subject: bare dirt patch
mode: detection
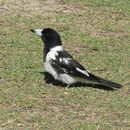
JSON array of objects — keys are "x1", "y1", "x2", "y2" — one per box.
[
  {"x1": 0, "y1": 0, "x2": 80, "y2": 17},
  {"x1": 0, "y1": 78, "x2": 6, "y2": 86}
]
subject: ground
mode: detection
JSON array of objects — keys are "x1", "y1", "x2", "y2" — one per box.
[{"x1": 0, "y1": 0, "x2": 130, "y2": 129}]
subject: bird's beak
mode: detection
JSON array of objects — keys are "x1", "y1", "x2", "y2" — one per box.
[
  {"x1": 30, "y1": 29, "x2": 35, "y2": 33},
  {"x1": 30, "y1": 29, "x2": 43, "y2": 37}
]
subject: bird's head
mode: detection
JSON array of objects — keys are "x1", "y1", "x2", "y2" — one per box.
[{"x1": 30, "y1": 28, "x2": 62, "y2": 49}]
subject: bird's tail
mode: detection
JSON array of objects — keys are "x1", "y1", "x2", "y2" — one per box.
[
  {"x1": 87, "y1": 73, "x2": 123, "y2": 89},
  {"x1": 97, "y1": 77, "x2": 123, "y2": 89}
]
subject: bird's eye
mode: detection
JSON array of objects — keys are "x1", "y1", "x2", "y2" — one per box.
[
  {"x1": 45, "y1": 34, "x2": 49, "y2": 38},
  {"x1": 44, "y1": 33, "x2": 51, "y2": 39}
]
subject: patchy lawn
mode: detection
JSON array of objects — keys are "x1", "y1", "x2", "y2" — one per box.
[{"x1": 0, "y1": 0, "x2": 130, "y2": 129}]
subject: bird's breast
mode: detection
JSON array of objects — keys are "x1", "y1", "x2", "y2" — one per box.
[{"x1": 44, "y1": 61, "x2": 59, "y2": 80}]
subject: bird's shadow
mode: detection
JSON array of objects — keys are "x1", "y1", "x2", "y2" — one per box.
[{"x1": 40, "y1": 72, "x2": 115, "y2": 91}]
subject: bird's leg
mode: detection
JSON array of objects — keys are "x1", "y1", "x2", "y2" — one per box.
[
  {"x1": 44, "y1": 82, "x2": 53, "y2": 87},
  {"x1": 65, "y1": 84, "x2": 70, "y2": 89}
]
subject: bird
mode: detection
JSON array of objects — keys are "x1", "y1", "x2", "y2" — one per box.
[{"x1": 30, "y1": 28, "x2": 123, "y2": 89}]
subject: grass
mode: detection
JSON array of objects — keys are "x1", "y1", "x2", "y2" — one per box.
[{"x1": 0, "y1": 0, "x2": 130, "y2": 129}]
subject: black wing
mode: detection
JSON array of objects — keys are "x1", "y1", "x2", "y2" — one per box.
[
  {"x1": 49, "y1": 50, "x2": 122, "y2": 89},
  {"x1": 50, "y1": 50, "x2": 99, "y2": 82}
]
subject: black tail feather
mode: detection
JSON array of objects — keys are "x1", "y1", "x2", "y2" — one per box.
[
  {"x1": 97, "y1": 77, "x2": 123, "y2": 89},
  {"x1": 86, "y1": 73, "x2": 123, "y2": 89}
]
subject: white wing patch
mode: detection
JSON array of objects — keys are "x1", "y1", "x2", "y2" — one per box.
[
  {"x1": 76, "y1": 67, "x2": 89, "y2": 77},
  {"x1": 59, "y1": 58, "x2": 62, "y2": 62},
  {"x1": 62, "y1": 58, "x2": 71, "y2": 64}
]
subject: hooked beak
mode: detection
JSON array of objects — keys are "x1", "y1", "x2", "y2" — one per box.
[
  {"x1": 30, "y1": 29, "x2": 35, "y2": 33},
  {"x1": 30, "y1": 29, "x2": 43, "y2": 37}
]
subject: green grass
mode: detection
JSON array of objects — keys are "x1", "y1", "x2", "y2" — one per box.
[{"x1": 0, "y1": 0, "x2": 130, "y2": 129}]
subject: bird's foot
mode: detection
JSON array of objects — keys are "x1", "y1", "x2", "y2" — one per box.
[
  {"x1": 65, "y1": 84, "x2": 70, "y2": 89},
  {"x1": 44, "y1": 83, "x2": 53, "y2": 87}
]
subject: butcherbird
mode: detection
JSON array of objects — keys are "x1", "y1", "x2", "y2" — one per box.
[{"x1": 30, "y1": 28, "x2": 123, "y2": 89}]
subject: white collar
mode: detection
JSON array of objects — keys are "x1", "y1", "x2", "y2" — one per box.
[{"x1": 50, "y1": 46, "x2": 63, "y2": 51}]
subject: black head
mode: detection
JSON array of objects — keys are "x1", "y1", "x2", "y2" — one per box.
[{"x1": 30, "y1": 28, "x2": 62, "y2": 49}]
